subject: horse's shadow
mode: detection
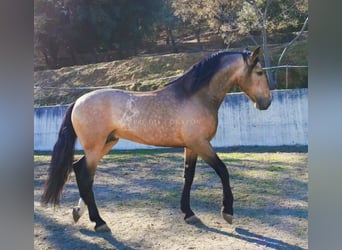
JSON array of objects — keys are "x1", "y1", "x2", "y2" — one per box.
[
  {"x1": 191, "y1": 219, "x2": 304, "y2": 250},
  {"x1": 79, "y1": 229, "x2": 136, "y2": 250},
  {"x1": 35, "y1": 211, "x2": 136, "y2": 250}
]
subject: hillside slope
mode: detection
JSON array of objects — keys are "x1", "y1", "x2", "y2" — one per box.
[
  {"x1": 34, "y1": 52, "x2": 211, "y2": 106},
  {"x1": 34, "y1": 41, "x2": 307, "y2": 106}
]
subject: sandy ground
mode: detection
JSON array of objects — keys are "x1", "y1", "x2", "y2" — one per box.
[{"x1": 34, "y1": 148, "x2": 308, "y2": 249}]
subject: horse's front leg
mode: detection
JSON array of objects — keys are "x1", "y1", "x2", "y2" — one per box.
[
  {"x1": 180, "y1": 147, "x2": 200, "y2": 223},
  {"x1": 190, "y1": 141, "x2": 234, "y2": 224},
  {"x1": 72, "y1": 156, "x2": 110, "y2": 232}
]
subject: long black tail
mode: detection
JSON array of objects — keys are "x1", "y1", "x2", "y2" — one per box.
[{"x1": 41, "y1": 102, "x2": 77, "y2": 206}]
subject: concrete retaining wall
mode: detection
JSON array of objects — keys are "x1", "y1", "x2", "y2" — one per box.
[{"x1": 34, "y1": 89, "x2": 308, "y2": 151}]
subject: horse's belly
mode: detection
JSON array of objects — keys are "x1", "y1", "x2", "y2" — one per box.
[{"x1": 115, "y1": 127, "x2": 184, "y2": 148}]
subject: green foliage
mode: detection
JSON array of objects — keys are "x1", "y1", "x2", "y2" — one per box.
[
  {"x1": 35, "y1": 0, "x2": 164, "y2": 68},
  {"x1": 172, "y1": 0, "x2": 210, "y2": 42},
  {"x1": 237, "y1": 0, "x2": 308, "y2": 36},
  {"x1": 34, "y1": 0, "x2": 308, "y2": 73}
]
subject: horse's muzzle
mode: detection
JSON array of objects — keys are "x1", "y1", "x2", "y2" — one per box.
[{"x1": 255, "y1": 96, "x2": 272, "y2": 110}]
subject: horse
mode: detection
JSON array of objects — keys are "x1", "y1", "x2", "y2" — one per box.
[{"x1": 41, "y1": 46, "x2": 272, "y2": 232}]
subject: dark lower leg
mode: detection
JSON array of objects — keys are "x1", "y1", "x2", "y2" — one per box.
[
  {"x1": 73, "y1": 157, "x2": 106, "y2": 229},
  {"x1": 195, "y1": 143, "x2": 234, "y2": 217},
  {"x1": 208, "y1": 156, "x2": 234, "y2": 216},
  {"x1": 180, "y1": 148, "x2": 197, "y2": 220}
]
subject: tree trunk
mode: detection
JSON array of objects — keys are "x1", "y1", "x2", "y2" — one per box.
[
  {"x1": 261, "y1": 0, "x2": 276, "y2": 89},
  {"x1": 166, "y1": 27, "x2": 178, "y2": 53},
  {"x1": 261, "y1": 27, "x2": 275, "y2": 88},
  {"x1": 195, "y1": 28, "x2": 201, "y2": 44}
]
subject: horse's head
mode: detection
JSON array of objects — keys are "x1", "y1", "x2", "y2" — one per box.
[{"x1": 236, "y1": 47, "x2": 272, "y2": 110}]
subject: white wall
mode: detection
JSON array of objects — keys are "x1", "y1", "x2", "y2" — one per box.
[{"x1": 34, "y1": 89, "x2": 308, "y2": 151}]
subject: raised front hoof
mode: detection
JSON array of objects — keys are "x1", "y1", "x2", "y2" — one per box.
[
  {"x1": 95, "y1": 223, "x2": 111, "y2": 233},
  {"x1": 72, "y1": 207, "x2": 81, "y2": 223},
  {"x1": 221, "y1": 212, "x2": 233, "y2": 224},
  {"x1": 184, "y1": 215, "x2": 201, "y2": 225}
]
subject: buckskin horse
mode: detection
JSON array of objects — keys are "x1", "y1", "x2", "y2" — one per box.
[{"x1": 41, "y1": 47, "x2": 272, "y2": 232}]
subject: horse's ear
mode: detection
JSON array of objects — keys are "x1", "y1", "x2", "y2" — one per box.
[{"x1": 249, "y1": 46, "x2": 261, "y2": 65}]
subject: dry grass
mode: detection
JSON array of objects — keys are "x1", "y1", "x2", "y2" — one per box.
[{"x1": 34, "y1": 40, "x2": 308, "y2": 106}]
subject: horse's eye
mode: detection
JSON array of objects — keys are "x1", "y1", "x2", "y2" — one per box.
[{"x1": 256, "y1": 71, "x2": 263, "y2": 76}]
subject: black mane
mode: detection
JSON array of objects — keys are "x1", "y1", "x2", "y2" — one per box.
[{"x1": 166, "y1": 51, "x2": 250, "y2": 96}]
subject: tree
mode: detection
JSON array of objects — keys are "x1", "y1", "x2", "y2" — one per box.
[
  {"x1": 205, "y1": 0, "x2": 242, "y2": 47},
  {"x1": 156, "y1": 0, "x2": 181, "y2": 52},
  {"x1": 112, "y1": 0, "x2": 163, "y2": 55},
  {"x1": 34, "y1": 0, "x2": 164, "y2": 68},
  {"x1": 34, "y1": 0, "x2": 67, "y2": 68},
  {"x1": 236, "y1": 0, "x2": 308, "y2": 88},
  {"x1": 172, "y1": 0, "x2": 210, "y2": 43}
]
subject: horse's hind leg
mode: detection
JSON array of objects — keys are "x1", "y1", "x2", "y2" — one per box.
[
  {"x1": 72, "y1": 156, "x2": 110, "y2": 232},
  {"x1": 73, "y1": 140, "x2": 118, "y2": 232},
  {"x1": 180, "y1": 148, "x2": 200, "y2": 224}
]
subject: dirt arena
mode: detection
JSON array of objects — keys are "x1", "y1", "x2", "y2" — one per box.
[{"x1": 34, "y1": 148, "x2": 307, "y2": 249}]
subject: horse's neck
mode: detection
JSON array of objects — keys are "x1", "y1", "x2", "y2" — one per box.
[
  {"x1": 162, "y1": 61, "x2": 239, "y2": 110},
  {"x1": 204, "y1": 70, "x2": 237, "y2": 110}
]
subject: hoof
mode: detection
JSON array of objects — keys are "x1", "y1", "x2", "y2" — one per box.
[
  {"x1": 185, "y1": 215, "x2": 201, "y2": 225},
  {"x1": 73, "y1": 200, "x2": 86, "y2": 223},
  {"x1": 221, "y1": 212, "x2": 233, "y2": 224},
  {"x1": 72, "y1": 207, "x2": 81, "y2": 223},
  {"x1": 95, "y1": 223, "x2": 111, "y2": 233}
]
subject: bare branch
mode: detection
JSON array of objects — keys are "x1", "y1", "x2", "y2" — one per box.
[
  {"x1": 248, "y1": 33, "x2": 258, "y2": 45},
  {"x1": 278, "y1": 17, "x2": 308, "y2": 66}
]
